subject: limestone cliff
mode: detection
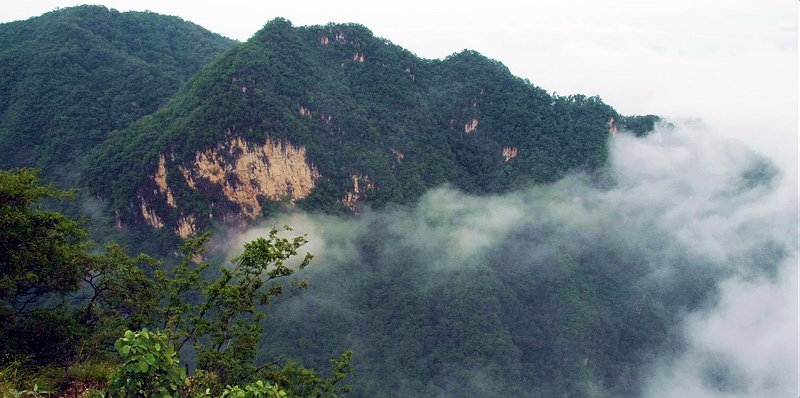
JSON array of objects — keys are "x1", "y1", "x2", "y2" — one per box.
[
  {"x1": 154, "y1": 154, "x2": 177, "y2": 208},
  {"x1": 181, "y1": 136, "x2": 320, "y2": 219},
  {"x1": 134, "y1": 136, "x2": 320, "y2": 235},
  {"x1": 138, "y1": 194, "x2": 164, "y2": 229},
  {"x1": 175, "y1": 215, "x2": 197, "y2": 238}
]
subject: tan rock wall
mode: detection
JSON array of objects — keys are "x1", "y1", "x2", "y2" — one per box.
[
  {"x1": 342, "y1": 174, "x2": 373, "y2": 212},
  {"x1": 465, "y1": 118, "x2": 478, "y2": 134},
  {"x1": 183, "y1": 137, "x2": 320, "y2": 219},
  {"x1": 154, "y1": 154, "x2": 176, "y2": 208}
]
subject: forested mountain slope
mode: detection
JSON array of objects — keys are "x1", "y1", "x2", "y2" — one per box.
[
  {"x1": 2, "y1": 8, "x2": 787, "y2": 398},
  {"x1": 0, "y1": 5, "x2": 236, "y2": 187},
  {"x1": 86, "y1": 18, "x2": 658, "y2": 238}
]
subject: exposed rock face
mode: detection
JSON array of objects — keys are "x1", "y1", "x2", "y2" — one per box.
[
  {"x1": 175, "y1": 215, "x2": 196, "y2": 238},
  {"x1": 182, "y1": 137, "x2": 320, "y2": 219},
  {"x1": 390, "y1": 148, "x2": 405, "y2": 162},
  {"x1": 465, "y1": 118, "x2": 478, "y2": 134},
  {"x1": 132, "y1": 136, "x2": 321, "y2": 235},
  {"x1": 342, "y1": 174, "x2": 373, "y2": 212},
  {"x1": 154, "y1": 154, "x2": 177, "y2": 208},
  {"x1": 502, "y1": 146, "x2": 519, "y2": 162},
  {"x1": 138, "y1": 195, "x2": 164, "y2": 229},
  {"x1": 607, "y1": 117, "x2": 618, "y2": 136}
]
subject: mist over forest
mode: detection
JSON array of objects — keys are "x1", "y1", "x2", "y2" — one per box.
[
  {"x1": 236, "y1": 119, "x2": 797, "y2": 397},
  {"x1": 0, "y1": 5, "x2": 795, "y2": 397}
]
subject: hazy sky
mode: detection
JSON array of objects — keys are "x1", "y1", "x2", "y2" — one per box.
[{"x1": 2, "y1": 1, "x2": 796, "y2": 166}]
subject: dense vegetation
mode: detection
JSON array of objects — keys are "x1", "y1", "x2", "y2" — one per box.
[
  {"x1": 0, "y1": 7, "x2": 686, "y2": 397},
  {"x1": 0, "y1": 169, "x2": 351, "y2": 396},
  {"x1": 85, "y1": 18, "x2": 658, "y2": 235},
  {"x1": 0, "y1": 5, "x2": 236, "y2": 189}
]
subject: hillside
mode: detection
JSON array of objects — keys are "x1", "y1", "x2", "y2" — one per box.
[
  {"x1": 0, "y1": 5, "x2": 236, "y2": 188},
  {"x1": 0, "y1": 8, "x2": 789, "y2": 398},
  {"x1": 85, "y1": 18, "x2": 658, "y2": 239}
]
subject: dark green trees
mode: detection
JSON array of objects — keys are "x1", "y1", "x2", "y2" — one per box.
[
  {"x1": 0, "y1": 168, "x2": 157, "y2": 365},
  {"x1": 0, "y1": 169, "x2": 87, "y2": 325},
  {"x1": 0, "y1": 5, "x2": 236, "y2": 188},
  {"x1": 0, "y1": 168, "x2": 352, "y2": 396},
  {"x1": 0, "y1": 171, "x2": 164, "y2": 365}
]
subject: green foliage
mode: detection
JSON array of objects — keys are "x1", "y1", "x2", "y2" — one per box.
[
  {"x1": 84, "y1": 18, "x2": 656, "y2": 237},
  {"x1": 75, "y1": 244, "x2": 163, "y2": 358},
  {"x1": 0, "y1": 168, "x2": 85, "y2": 309},
  {"x1": 0, "y1": 5, "x2": 235, "y2": 194},
  {"x1": 153, "y1": 227, "x2": 316, "y2": 388},
  {"x1": 618, "y1": 114, "x2": 661, "y2": 137},
  {"x1": 268, "y1": 351, "x2": 353, "y2": 398},
  {"x1": 0, "y1": 169, "x2": 91, "y2": 365},
  {"x1": 107, "y1": 329, "x2": 185, "y2": 398},
  {"x1": 0, "y1": 168, "x2": 351, "y2": 396},
  {"x1": 221, "y1": 380, "x2": 287, "y2": 398}
]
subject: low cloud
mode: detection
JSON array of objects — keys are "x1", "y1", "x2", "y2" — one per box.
[{"x1": 230, "y1": 119, "x2": 797, "y2": 397}]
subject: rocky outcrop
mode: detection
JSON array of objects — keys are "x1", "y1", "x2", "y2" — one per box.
[
  {"x1": 390, "y1": 148, "x2": 405, "y2": 162},
  {"x1": 502, "y1": 146, "x2": 519, "y2": 162},
  {"x1": 153, "y1": 154, "x2": 176, "y2": 208},
  {"x1": 607, "y1": 117, "x2": 618, "y2": 136},
  {"x1": 175, "y1": 215, "x2": 197, "y2": 238},
  {"x1": 465, "y1": 118, "x2": 478, "y2": 134},
  {"x1": 342, "y1": 174, "x2": 373, "y2": 212},
  {"x1": 138, "y1": 195, "x2": 164, "y2": 229},
  {"x1": 132, "y1": 136, "x2": 321, "y2": 236},
  {"x1": 181, "y1": 136, "x2": 320, "y2": 219}
]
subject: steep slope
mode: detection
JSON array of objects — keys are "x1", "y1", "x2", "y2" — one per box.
[
  {"x1": 0, "y1": 5, "x2": 236, "y2": 187},
  {"x1": 87, "y1": 18, "x2": 658, "y2": 236}
]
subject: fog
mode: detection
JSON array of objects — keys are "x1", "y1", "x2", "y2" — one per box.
[{"x1": 228, "y1": 118, "x2": 797, "y2": 396}]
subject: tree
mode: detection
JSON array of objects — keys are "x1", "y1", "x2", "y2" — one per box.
[
  {"x1": 130, "y1": 227, "x2": 355, "y2": 396},
  {"x1": 107, "y1": 329, "x2": 185, "y2": 398},
  {"x1": 0, "y1": 169, "x2": 87, "y2": 314},
  {"x1": 0, "y1": 168, "x2": 352, "y2": 395},
  {"x1": 0, "y1": 168, "x2": 91, "y2": 364}
]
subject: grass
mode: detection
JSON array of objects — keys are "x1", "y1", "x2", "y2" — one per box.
[{"x1": 0, "y1": 358, "x2": 116, "y2": 398}]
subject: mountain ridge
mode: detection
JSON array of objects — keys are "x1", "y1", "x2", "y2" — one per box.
[{"x1": 83, "y1": 17, "x2": 659, "y2": 239}]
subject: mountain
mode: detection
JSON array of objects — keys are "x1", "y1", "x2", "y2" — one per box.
[
  {"x1": 84, "y1": 18, "x2": 658, "y2": 240},
  {"x1": 0, "y1": 5, "x2": 236, "y2": 188},
  {"x1": 4, "y1": 9, "x2": 785, "y2": 398}
]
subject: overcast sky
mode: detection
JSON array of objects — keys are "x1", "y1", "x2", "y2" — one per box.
[{"x1": 1, "y1": 1, "x2": 797, "y2": 165}]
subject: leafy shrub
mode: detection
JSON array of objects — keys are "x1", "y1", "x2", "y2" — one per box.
[{"x1": 106, "y1": 329, "x2": 185, "y2": 398}]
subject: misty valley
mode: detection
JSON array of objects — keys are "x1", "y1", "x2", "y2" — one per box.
[{"x1": 0, "y1": 5, "x2": 795, "y2": 398}]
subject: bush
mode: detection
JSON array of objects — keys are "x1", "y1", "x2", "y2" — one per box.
[{"x1": 106, "y1": 329, "x2": 185, "y2": 398}]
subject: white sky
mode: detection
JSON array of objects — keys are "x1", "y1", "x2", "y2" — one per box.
[{"x1": 1, "y1": 0, "x2": 797, "y2": 166}]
